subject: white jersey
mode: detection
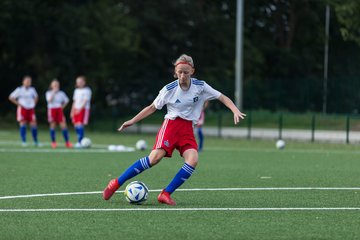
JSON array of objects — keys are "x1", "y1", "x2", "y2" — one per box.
[
  {"x1": 153, "y1": 78, "x2": 221, "y2": 124},
  {"x1": 46, "y1": 90, "x2": 69, "y2": 109},
  {"x1": 73, "y1": 87, "x2": 92, "y2": 109},
  {"x1": 9, "y1": 86, "x2": 38, "y2": 109}
]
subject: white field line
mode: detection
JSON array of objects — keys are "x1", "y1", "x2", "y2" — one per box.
[
  {"x1": 1, "y1": 208, "x2": 360, "y2": 212},
  {"x1": 0, "y1": 148, "x2": 118, "y2": 153},
  {"x1": 1, "y1": 139, "x2": 360, "y2": 155},
  {"x1": 1, "y1": 187, "x2": 360, "y2": 200},
  {"x1": 1, "y1": 146, "x2": 360, "y2": 155}
]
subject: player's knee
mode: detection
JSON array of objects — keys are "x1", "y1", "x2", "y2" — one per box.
[
  {"x1": 183, "y1": 149, "x2": 198, "y2": 168},
  {"x1": 186, "y1": 157, "x2": 198, "y2": 168},
  {"x1": 148, "y1": 149, "x2": 166, "y2": 166}
]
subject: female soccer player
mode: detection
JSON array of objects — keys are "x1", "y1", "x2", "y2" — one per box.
[
  {"x1": 103, "y1": 54, "x2": 246, "y2": 205},
  {"x1": 9, "y1": 76, "x2": 41, "y2": 146},
  {"x1": 46, "y1": 79, "x2": 73, "y2": 148},
  {"x1": 70, "y1": 76, "x2": 92, "y2": 148}
]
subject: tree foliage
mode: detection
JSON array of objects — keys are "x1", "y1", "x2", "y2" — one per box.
[{"x1": 1, "y1": 0, "x2": 360, "y2": 117}]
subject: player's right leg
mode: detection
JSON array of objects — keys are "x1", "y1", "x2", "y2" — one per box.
[
  {"x1": 30, "y1": 120, "x2": 41, "y2": 147},
  {"x1": 103, "y1": 149, "x2": 166, "y2": 200},
  {"x1": 17, "y1": 107, "x2": 27, "y2": 146},
  {"x1": 49, "y1": 122, "x2": 57, "y2": 148},
  {"x1": 19, "y1": 122, "x2": 27, "y2": 146}
]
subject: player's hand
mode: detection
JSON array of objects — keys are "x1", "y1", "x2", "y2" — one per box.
[
  {"x1": 234, "y1": 111, "x2": 246, "y2": 125},
  {"x1": 118, "y1": 120, "x2": 133, "y2": 132}
]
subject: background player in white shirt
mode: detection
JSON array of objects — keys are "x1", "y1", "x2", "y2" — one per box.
[
  {"x1": 8, "y1": 76, "x2": 41, "y2": 146},
  {"x1": 103, "y1": 54, "x2": 246, "y2": 205},
  {"x1": 70, "y1": 76, "x2": 92, "y2": 148},
  {"x1": 196, "y1": 100, "x2": 209, "y2": 152},
  {"x1": 46, "y1": 79, "x2": 73, "y2": 148}
]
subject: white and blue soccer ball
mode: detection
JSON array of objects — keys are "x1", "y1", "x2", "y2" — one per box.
[
  {"x1": 276, "y1": 139, "x2": 285, "y2": 150},
  {"x1": 135, "y1": 139, "x2": 147, "y2": 151},
  {"x1": 80, "y1": 137, "x2": 92, "y2": 148},
  {"x1": 124, "y1": 181, "x2": 149, "y2": 204}
]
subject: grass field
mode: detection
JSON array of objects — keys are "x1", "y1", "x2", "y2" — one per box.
[{"x1": 0, "y1": 130, "x2": 360, "y2": 239}]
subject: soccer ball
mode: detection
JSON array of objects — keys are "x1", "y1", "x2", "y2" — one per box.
[
  {"x1": 136, "y1": 139, "x2": 147, "y2": 151},
  {"x1": 124, "y1": 181, "x2": 149, "y2": 204},
  {"x1": 80, "y1": 137, "x2": 92, "y2": 148},
  {"x1": 276, "y1": 139, "x2": 285, "y2": 150}
]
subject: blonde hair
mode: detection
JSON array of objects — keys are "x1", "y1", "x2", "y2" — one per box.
[
  {"x1": 174, "y1": 54, "x2": 194, "y2": 68},
  {"x1": 173, "y1": 54, "x2": 194, "y2": 78}
]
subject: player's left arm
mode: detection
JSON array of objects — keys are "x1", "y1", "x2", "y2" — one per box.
[
  {"x1": 62, "y1": 94, "x2": 70, "y2": 109},
  {"x1": 218, "y1": 94, "x2": 246, "y2": 124},
  {"x1": 34, "y1": 96, "x2": 39, "y2": 106},
  {"x1": 33, "y1": 89, "x2": 39, "y2": 106},
  {"x1": 77, "y1": 89, "x2": 91, "y2": 110}
]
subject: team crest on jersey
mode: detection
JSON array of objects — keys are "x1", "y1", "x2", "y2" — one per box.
[
  {"x1": 193, "y1": 97, "x2": 199, "y2": 102},
  {"x1": 164, "y1": 140, "x2": 170, "y2": 147}
]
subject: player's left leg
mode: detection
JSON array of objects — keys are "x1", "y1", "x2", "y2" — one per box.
[
  {"x1": 30, "y1": 120, "x2": 41, "y2": 147},
  {"x1": 73, "y1": 109, "x2": 86, "y2": 148},
  {"x1": 74, "y1": 123, "x2": 84, "y2": 148},
  {"x1": 27, "y1": 109, "x2": 41, "y2": 146},
  {"x1": 158, "y1": 149, "x2": 198, "y2": 206},
  {"x1": 60, "y1": 120, "x2": 72, "y2": 148}
]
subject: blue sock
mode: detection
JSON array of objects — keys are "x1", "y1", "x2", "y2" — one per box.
[
  {"x1": 118, "y1": 156, "x2": 151, "y2": 186},
  {"x1": 31, "y1": 126, "x2": 38, "y2": 143},
  {"x1": 20, "y1": 125, "x2": 26, "y2": 143},
  {"x1": 62, "y1": 128, "x2": 69, "y2": 142},
  {"x1": 75, "y1": 126, "x2": 84, "y2": 143},
  {"x1": 197, "y1": 127, "x2": 204, "y2": 151},
  {"x1": 50, "y1": 128, "x2": 56, "y2": 142},
  {"x1": 165, "y1": 163, "x2": 195, "y2": 194}
]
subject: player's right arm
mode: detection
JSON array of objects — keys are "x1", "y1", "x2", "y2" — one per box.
[
  {"x1": 70, "y1": 102, "x2": 75, "y2": 118},
  {"x1": 8, "y1": 96, "x2": 19, "y2": 106},
  {"x1": 70, "y1": 89, "x2": 77, "y2": 118},
  {"x1": 9, "y1": 88, "x2": 20, "y2": 107},
  {"x1": 62, "y1": 92, "x2": 70, "y2": 109},
  {"x1": 118, "y1": 103, "x2": 157, "y2": 131}
]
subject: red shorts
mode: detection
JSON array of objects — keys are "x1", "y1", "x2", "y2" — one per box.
[
  {"x1": 72, "y1": 108, "x2": 90, "y2": 125},
  {"x1": 48, "y1": 108, "x2": 65, "y2": 123},
  {"x1": 17, "y1": 106, "x2": 36, "y2": 123},
  {"x1": 153, "y1": 118, "x2": 198, "y2": 158}
]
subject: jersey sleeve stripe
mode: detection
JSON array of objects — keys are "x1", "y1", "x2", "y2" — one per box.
[
  {"x1": 166, "y1": 80, "x2": 178, "y2": 90},
  {"x1": 192, "y1": 79, "x2": 204, "y2": 86}
]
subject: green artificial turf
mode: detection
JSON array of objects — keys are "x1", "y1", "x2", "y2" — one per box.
[{"x1": 0, "y1": 131, "x2": 359, "y2": 239}]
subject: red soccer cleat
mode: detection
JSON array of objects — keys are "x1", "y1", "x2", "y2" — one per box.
[
  {"x1": 51, "y1": 142, "x2": 57, "y2": 149},
  {"x1": 103, "y1": 179, "x2": 120, "y2": 200},
  {"x1": 157, "y1": 189, "x2": 176, "y2": 205},
  {"x1": 65, "y1": 142, "x2": 73, "y2": 148}
]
